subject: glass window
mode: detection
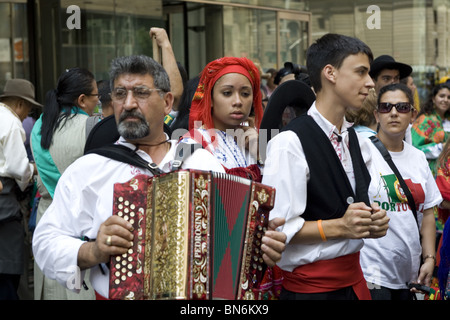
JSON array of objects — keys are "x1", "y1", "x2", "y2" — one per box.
[
  {"x1": 0, "y1": 2, "x2": 29, "y2": 93},
  {"x1": 278, "y1": 12, "x2": 309, "y2": 67},
  {"x1": 60, "y1": 0, "x2": 165, "y2": 82},
  {"x1": 184, "y1": 1, "x2": 310, "y2": 74},
  {"x1": 221, "y1": 6, "x2": 310, "y2": 71},
  {"x1": 223, "y1": 6, "x2": 277, "y2": 71},
  {"x1": 306, "y1": 0, "x2": 449, "y2": 103},
  {"x1": 184, "y1": 0, "x2": 307, "y2": 11},
  {"x1": 0, "y1": 3, "x2": 12, "y2": 93}
]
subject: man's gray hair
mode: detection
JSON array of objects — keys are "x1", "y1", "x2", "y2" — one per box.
[{"x1": 109, "y1": 55, "x2": 171, "y2": 93}]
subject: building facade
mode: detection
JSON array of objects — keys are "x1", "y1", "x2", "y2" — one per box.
[{"x1": 1, "y1": 0, "x2": 450, "y2": 103}]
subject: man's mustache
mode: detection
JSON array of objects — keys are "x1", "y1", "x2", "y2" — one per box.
[{"x1": 118, "y1": 110, "x2": 146, "y2": 123}]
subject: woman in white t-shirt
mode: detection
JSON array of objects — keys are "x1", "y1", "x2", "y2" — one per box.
[{"x1": 360, "y1": 83, "x2": 442, "y2": 300}]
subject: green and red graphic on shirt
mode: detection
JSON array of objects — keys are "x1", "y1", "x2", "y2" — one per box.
[{"x1": 376, "y1": 174, "x2": 425, "y2": 212}]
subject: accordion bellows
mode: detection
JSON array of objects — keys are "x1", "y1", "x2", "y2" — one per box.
[{"x1": 108, "y1": 170, "x2": 275, "y2": 300}]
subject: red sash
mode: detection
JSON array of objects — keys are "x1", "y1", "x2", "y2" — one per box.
[
  {"x1": 95, "y1": 291, "x2": 109, "y2": 300},
  {"x1": 282, "y1": 252, "x2": 371, "y2": 300}
]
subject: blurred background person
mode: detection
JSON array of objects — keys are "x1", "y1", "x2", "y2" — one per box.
[
  {"x1": 0, "y1": 79, "x2": 41, "y2": 299},
  {"x1": 369, "y1": 55, "x2": 412, "y2": 95},
  {"x1": 31, "y1": 67, "x2": 99, "y2": 300},
  {"x1": 170, "y1": 76, "x2": 200, "y2": 134},
  {"x1": 401, "y1": 75, "x2": 420, "y2": 112},
  {"x1": 96, "y1": 80, "x2": 113, "y2": 119},
  {"x1": 411, "y1": 83, "x2": 450, "y2": 176},
  {"x1": 345, "y1": 88, "x2": 378, "y2": 139},
  {"x1": 262, "y1": 68, "x2": 278, "y2": 98}
]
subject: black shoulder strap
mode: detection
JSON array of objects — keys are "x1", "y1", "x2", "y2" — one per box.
[
  {"x1": 369, "y1": 136, "x2": 418, "y2": 226},
  {"x1": 86, "y1": 144, "x2": 164, "y2": 175},
  {"x1": 86, "y1": 142, "x2": 203, "y2": 174}
]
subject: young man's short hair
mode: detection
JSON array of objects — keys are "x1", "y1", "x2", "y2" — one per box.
[{"x1": 306, "y1": 33, "x2": 373, "y2": 93}]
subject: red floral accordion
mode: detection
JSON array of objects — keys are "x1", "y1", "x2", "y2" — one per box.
[{"x1": 108, "y1": 170, "x2": 275, "y2": 300}]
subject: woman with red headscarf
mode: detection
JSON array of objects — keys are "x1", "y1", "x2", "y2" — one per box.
[
  {"x1": 181, "y1": 57, "x2": 264, "y2": 181},
  {"x1": 180, "y1": 57, "x2": 285, "y2": 299}
]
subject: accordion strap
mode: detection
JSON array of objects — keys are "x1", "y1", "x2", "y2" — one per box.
[
  {"x1": 369, "y1": 136, "x2": 419, "y2": 228},
  {"x1": 86, "y1": 142, "x2": 202, "y2": 174},
  {"x1": 86, "y1": 144, "x2": 163, "y2": 175}
]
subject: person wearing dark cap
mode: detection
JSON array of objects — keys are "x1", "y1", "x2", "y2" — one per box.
[
  {"x1": 370, "y1": 55, "x2": 412, "y2": 94},
  {"x1": 0, "y1": 78, "x2": 41, "y2": 299}
]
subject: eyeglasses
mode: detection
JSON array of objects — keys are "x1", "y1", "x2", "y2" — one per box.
[
  {"x1": 378, "y1": 102, "x2": 413, "y2": 113},
  {"x1": 111, "y1": 86, "x2": 163, "y2": 102},
  {"x1": 86, "y1": 93, "x2": 102, "y2": 99}
]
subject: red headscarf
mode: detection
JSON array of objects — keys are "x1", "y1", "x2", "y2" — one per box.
[{"x1": 189, "y1": 57, "x2": 263, "y2": 131}]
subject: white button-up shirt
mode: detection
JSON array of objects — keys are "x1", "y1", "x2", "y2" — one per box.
[
  {"x1": 0, "y1": 103, "x2": 33, "y2": 190},
  {"x1": 32, "y1": 137, "x2": 225, "y2": 298},
  {"x1": 261, "y1": 103, "x2": 373, "y2": 272}
]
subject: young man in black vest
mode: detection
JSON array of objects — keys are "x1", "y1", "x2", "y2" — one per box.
[{"x1": 261, "y1": 33, "x2": 390, "y2": 300}]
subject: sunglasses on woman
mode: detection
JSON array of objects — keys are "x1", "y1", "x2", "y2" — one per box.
[{"x1": 378, "y1": 102, "x2": 413, "y2": 113}]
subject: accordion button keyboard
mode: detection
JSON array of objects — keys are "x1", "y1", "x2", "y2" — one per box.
[{"x1": 111, "y1": 195, "x2": 145, "y2": 291}]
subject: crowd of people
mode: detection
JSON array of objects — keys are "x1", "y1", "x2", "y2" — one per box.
[{"x1": 0, "y1": 28, "x2": 449, "y2": 302}]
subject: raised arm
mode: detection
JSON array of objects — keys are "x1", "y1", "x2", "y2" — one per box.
[{"x1": 149, "y1": 27, "x2": 184, "y2": 109}]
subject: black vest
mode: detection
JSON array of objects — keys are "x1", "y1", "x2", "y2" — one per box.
[{"x1": 282, "y1": 115, "x2": 370, "y2": 221}]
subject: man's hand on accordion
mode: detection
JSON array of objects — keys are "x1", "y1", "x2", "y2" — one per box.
[
  {"x1": 261, "y1": 217, "x2": 286, "y2": 267},
  {"x1": 78, "y1": 215, "x2": 134, "y2": 270}
]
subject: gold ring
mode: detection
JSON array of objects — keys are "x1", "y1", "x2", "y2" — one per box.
[{"x1": 106, "y1": 235, "x2": 112, "y2": 246}]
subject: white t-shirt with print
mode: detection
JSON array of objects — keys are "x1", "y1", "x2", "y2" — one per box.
[{"x1": 360, "y1": 140, "x2": 442, "y2": 289}]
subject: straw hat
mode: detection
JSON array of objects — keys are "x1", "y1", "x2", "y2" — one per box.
[{"x1": 0, "y1": 79, "x2": 42, "y2": 107}]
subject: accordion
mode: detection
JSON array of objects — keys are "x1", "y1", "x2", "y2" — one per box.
[{"x1": 108, "y1": 170, "x2": 275, "y2": 300}]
